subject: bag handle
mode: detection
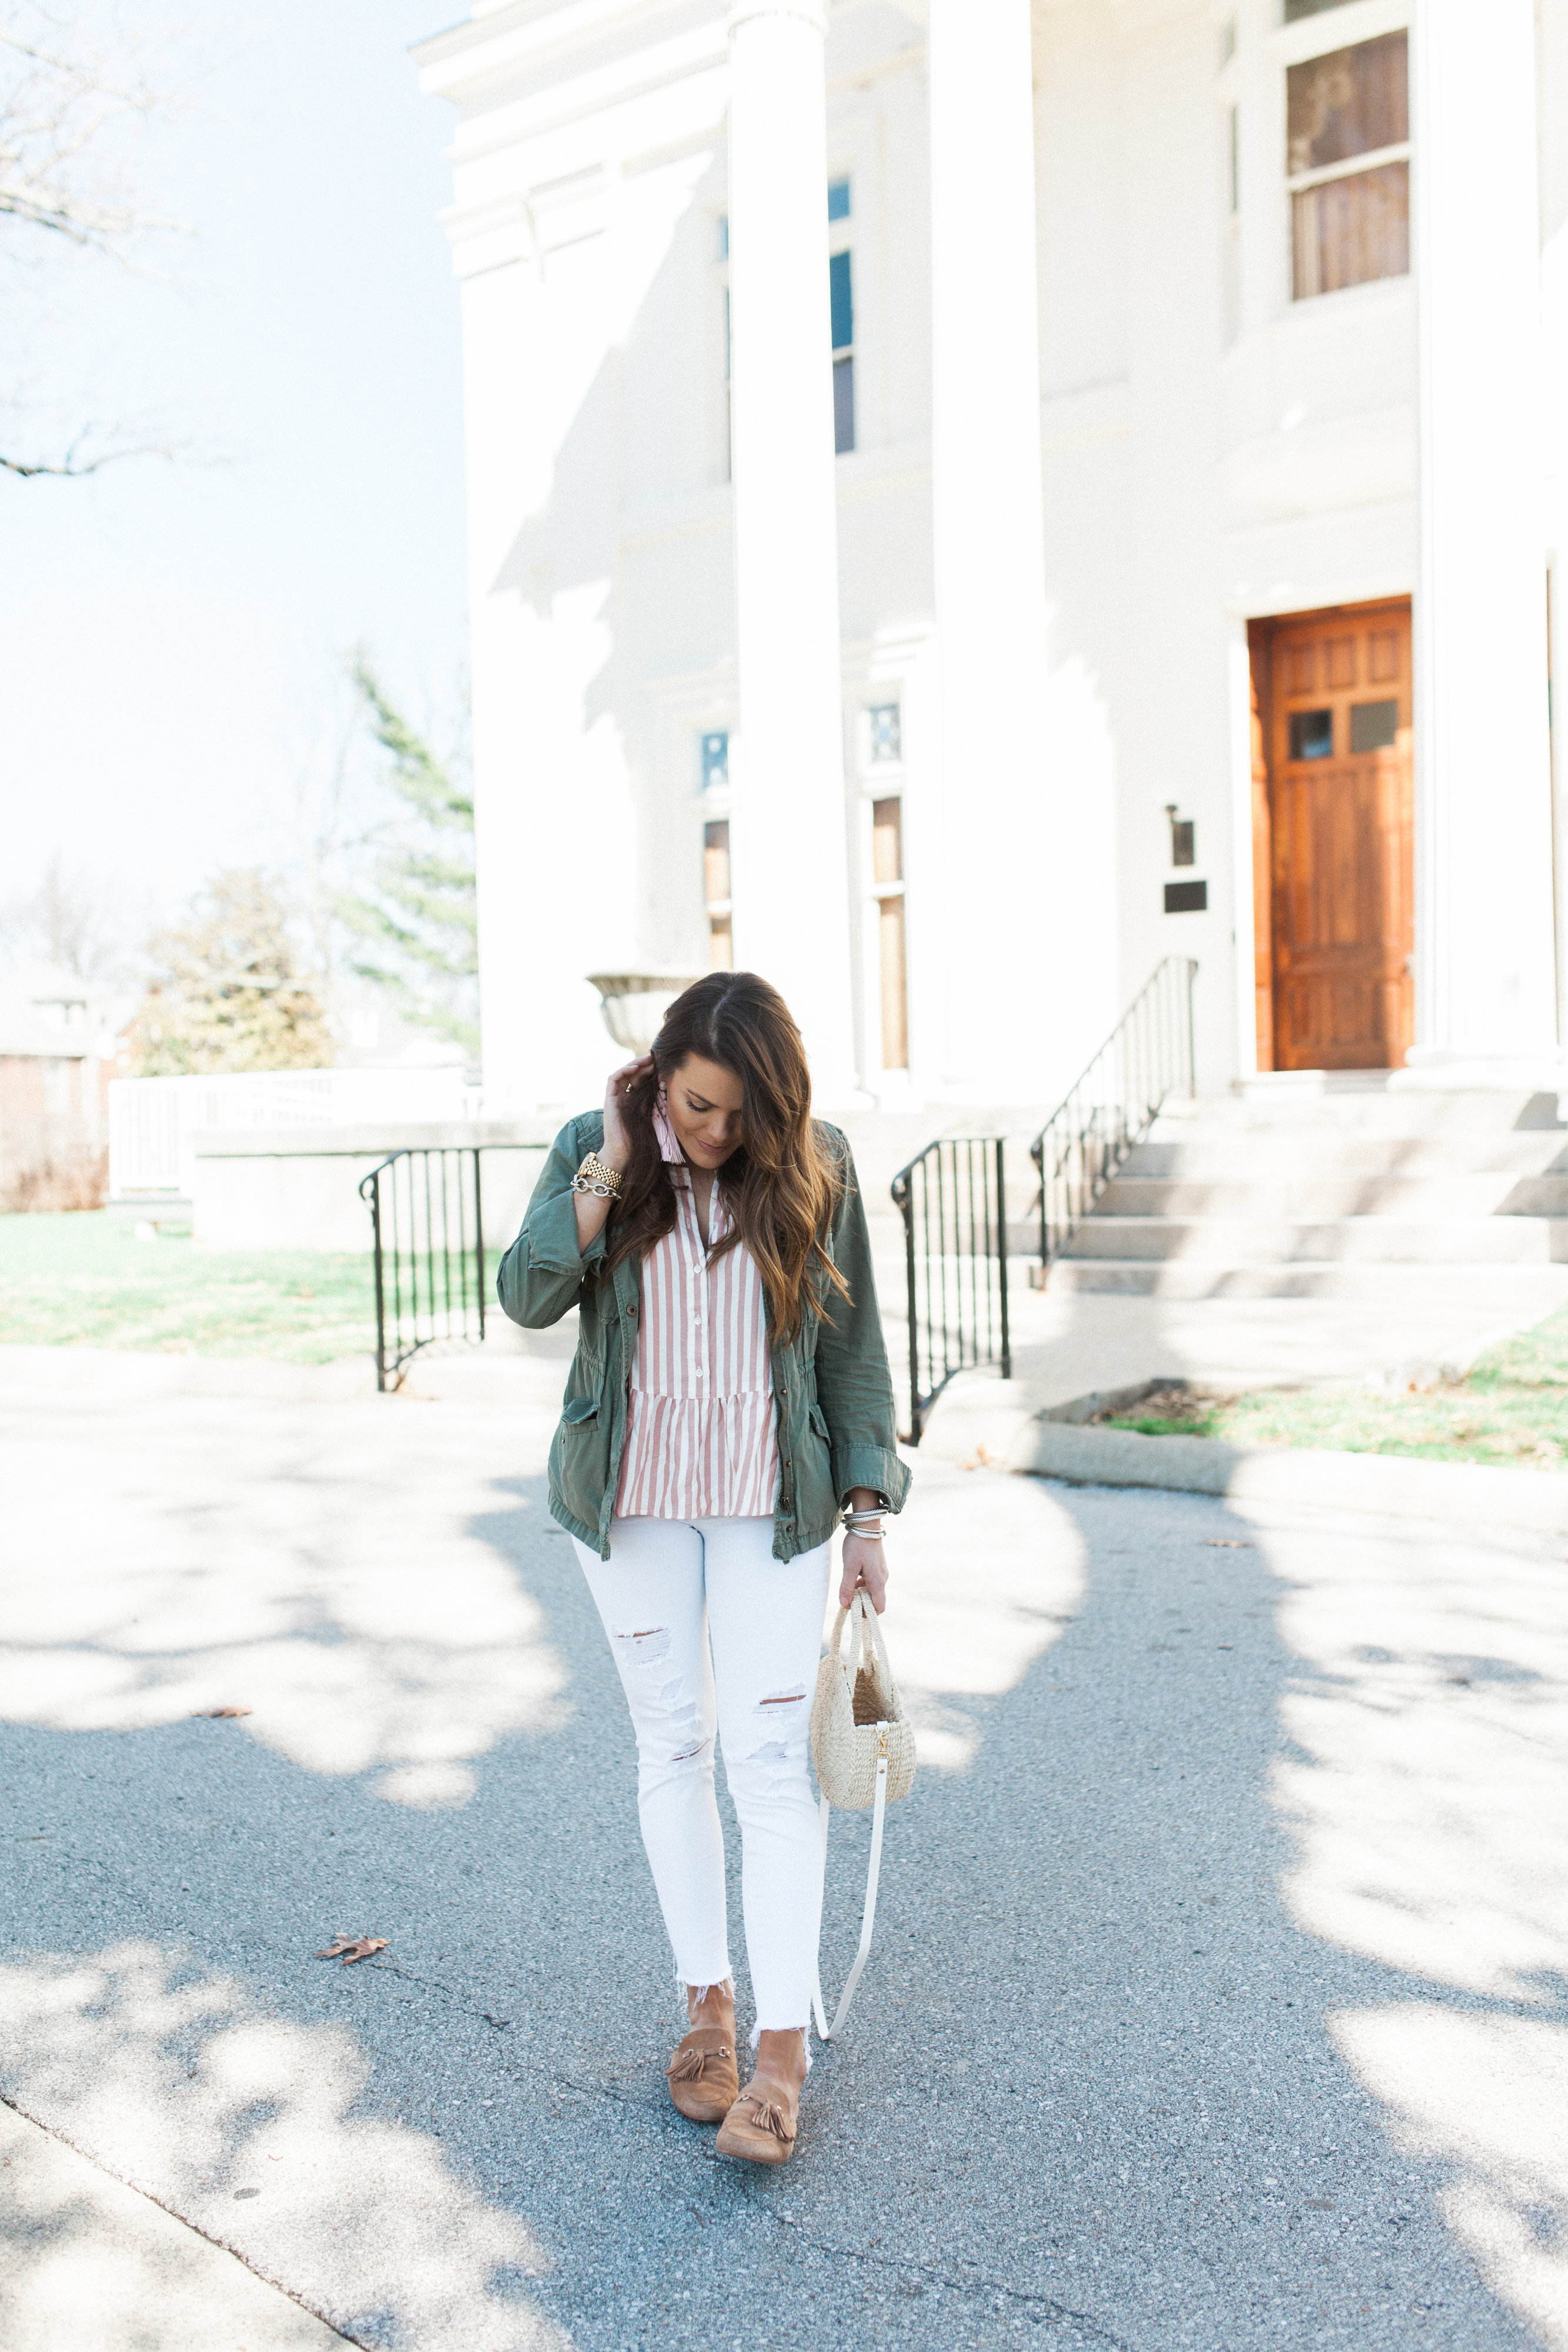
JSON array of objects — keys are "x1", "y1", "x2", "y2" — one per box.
[{"x1": 827, "y1": 1590, "x2": 892, "y2": 1686}]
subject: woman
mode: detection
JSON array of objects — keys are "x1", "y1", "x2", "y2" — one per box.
[{"x1": 497, "y1": 971, "x2": 908, "y2": 2167}]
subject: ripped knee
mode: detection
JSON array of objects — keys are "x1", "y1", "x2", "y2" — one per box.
[
  {"x1": 617, "y1": 1625, "x2": 671, "y2": 1664},
  {"x1": 615, "y1": 1626, "x2": 713, "y2": 1770},
  {"x1": 739, "y1": 1686, "x2": 810, "y2": 1783}
]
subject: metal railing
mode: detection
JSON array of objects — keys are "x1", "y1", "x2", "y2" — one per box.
[
  {"x1": 890, "y1": 1136, "x2": 1011, "y2": 1445},
  {"x1": 1030, "y1": 956, "x2": 1198, "y2": 1272},
  {"x1": 360, "y1": 1147, "x2": 486, "y2": 1392}
]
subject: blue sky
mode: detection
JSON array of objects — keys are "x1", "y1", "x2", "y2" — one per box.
[{"x1": 0, "y1": 1, "x2": 467, "y2": 934}]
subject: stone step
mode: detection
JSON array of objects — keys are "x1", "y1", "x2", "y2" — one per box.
[
  {"x1": 1060, "y1": 1215, "x2": 1568, "y2": 1265},
  {"x1": 1048, "y1": 1258, "x2": 1568, "y2": 1304},
  {"x1": 1095, "y1": 1175, "x2": 1568, "y2": 1218},
  {"x1": 1177, "y1": 1085, "x2": 1564, "y2": 1137},
  {"x1": 1126, "y1": 1135, "x2": 1567, "y2": 1180}
]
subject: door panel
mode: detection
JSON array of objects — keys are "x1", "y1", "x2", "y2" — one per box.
[{"x1": 1250, "y1": 599, "x2": 1413, "y2": 1072}]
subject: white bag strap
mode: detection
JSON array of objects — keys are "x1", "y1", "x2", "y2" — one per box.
[{"x1": 810, "y1": 1751, "x2": 888, "y2": 2042}]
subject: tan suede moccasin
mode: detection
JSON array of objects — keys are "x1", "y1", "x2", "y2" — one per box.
[
  {"x1": 666, "y1": 2024, "x2": 739, "y2": 2124},
  {"x1": 714, "y1": 2075, "x2": 799, "y2": 2166}
]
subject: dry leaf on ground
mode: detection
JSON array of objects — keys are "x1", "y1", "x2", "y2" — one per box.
[
  {"x1": 315, "y1": 1933, "x2": 389, "y2": 1965},
  {"x1": 192, "y1": 1706, "x2": 253, "y2": 1718}
]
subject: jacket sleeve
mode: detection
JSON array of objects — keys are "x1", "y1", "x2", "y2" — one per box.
[
  {"x1": 811, "y1": 1137, "x2": 912, "y2": 1515},
  {"x1": 495, "y1": 1117, "x2": 609, "y2": 1329}
]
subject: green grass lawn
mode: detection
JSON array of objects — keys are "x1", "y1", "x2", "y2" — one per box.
[
  {"x1": 1102, "y1": 1305, "x2": 1568, "y2": 1472},
  {"x1": 0, "y1": 1212, "x2": 378, "y2": 1364}
]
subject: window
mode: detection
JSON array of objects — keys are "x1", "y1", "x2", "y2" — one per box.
[
  {"x1": 1350, "y1": 699, "x2": 1398, "y2": 753},
  {"x1": 704, "y1": 821, "x2": 733, "y2": 970},
  {"x1": 828, "y1": 178, "x2": 853, "y2": 455},
  {"x1": 1289, "y1": 708, "x2": 1334, "y2": 761},
  {"x1": 870, "y1": 797, "x2": 908, "y2": 1070},
  {"x1": 1288, "y1": 33, "x2": 1409, "y2": 300},
  {"x1": 723, "y1": 185, "x2": 855, "y2": 456},
  {"x1": 830, "y1": 252, "x2": 854, "y2": 455},
  {"x1": 701, "y1": 730, "x2": 729, "y2": 792},
  {"x1": 867, "y1": 703, "x2": 901, "y2": 763},
  {"x1": 1285, "y1": 0, "x2": 1355, "y2": 19}
]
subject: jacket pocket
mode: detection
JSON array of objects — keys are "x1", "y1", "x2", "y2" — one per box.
[
  {"x1": 562, "y1": 1395, "x2": 599, "y2": 1425},
  {"x1": 808, "y1": 1401, "x2": 831, "y2": 1442}
]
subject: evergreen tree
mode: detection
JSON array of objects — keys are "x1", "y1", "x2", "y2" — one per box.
[
  {"x1": 132, "y1": 870, "x2": 332, "y2": 1075},
  {"x1": 337, "y1": 659, "x2": 478, "y2": 1057}
]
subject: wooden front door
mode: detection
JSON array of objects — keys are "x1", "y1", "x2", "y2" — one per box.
[{"x1": 1249, "y1": 599, "x2": 1413, "y2": 1071}]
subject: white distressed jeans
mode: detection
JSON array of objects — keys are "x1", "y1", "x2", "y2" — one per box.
[{"x1": 571, "y1": 1516, "x2": 832, "y2": 2032}]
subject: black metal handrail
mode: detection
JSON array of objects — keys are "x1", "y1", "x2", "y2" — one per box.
[
  {"x1": 1029, "y1": 956, "x2": 1197, "y2": 1272},
  {"x1": 890, "y1": 1135, "x2": 1010, "y2": 1446},
  {"x1": 360, "y1": 1146, "x2": 486, "y2": 1392}
]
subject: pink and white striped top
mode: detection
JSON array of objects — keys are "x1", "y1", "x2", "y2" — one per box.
[{"x1": 614, "y1": 1105, "x2": 780, "y2": 1521}]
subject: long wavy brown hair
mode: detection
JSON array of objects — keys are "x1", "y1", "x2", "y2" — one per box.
[{"x1": 602, "y1": 971, "x2": 850, "y2": 1341}]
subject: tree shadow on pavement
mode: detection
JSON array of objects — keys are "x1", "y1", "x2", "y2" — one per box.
[{"x1": 5, "y1": 1419, "x2": 1564, "y2": 2351}]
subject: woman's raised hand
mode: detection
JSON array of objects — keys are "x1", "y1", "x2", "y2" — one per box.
[{"x1": 601, "y1": 1054, "x2": 654, "y2": 1169}]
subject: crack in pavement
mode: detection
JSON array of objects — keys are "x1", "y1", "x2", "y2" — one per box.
[
  {"x1": 0, "y1": 2089, "x2": 363, "y2": 2350},
  {"x1": 748, "y1": 2199, "x2": 1130, "y2": 2344}
]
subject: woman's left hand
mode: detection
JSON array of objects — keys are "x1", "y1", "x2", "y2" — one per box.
[{"x1": 838, "y1": 1533, "x2": 888, "y2": 1615}]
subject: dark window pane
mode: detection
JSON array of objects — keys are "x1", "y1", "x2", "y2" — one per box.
[
  {"x1": 827, "y1": 178, "x2": 850, "y2": 222},
  {"x1": 708, "y1": 915, "x2": 733, "y2": 971},
  {"x1": 1289, "y1": 709, "x2": 1334, "y2": 761},
  {"x1": 1288, "y1": 34, "x2": 1407, "y2": 175},
  {"x1": 1171, "y1": 818, "x2": 1196, "y2": 867},
  {"x1": 1350, "y1": 699, "x2": 1399, "y2": 753},
  {"x1": 1292, "y1": 161, "x2": 1409, "y2": 298},
  {"x1": 829, "y1": 249, "x2": 853, "y2": 353},
  {"x1": 1164, "y1": 880, "x2": 1208, "y2": 914},
  {"x1": 1285, "y1": 0, "x2": 1355, "y2": 18},
  {"x1": 833, "y1": 355, "x2": 854, "y2": 454}
]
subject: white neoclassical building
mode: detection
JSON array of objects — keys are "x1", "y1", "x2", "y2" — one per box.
[{"x1": 414, "y1": 0, "x2": 1568, "y2": 1120}]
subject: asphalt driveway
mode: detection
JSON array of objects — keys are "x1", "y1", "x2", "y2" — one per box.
[{"x1": 1, "y1": 1354, "x2": 1564, "y2": 2351}]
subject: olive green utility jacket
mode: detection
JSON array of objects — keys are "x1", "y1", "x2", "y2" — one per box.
[{"x1": 496, "y1": 1111, "x2": 910, "y2": 1560}]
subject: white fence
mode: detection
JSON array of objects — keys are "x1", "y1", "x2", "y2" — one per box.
[{"x1": 108, "y1": 1067, "x2": 477, "y2": 1201}]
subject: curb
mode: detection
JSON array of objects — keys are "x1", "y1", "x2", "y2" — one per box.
[{"x1": 1005, "y1": 1417, "x2": 1568, "y2": 1534}]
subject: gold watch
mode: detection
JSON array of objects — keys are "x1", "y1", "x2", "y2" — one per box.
[{"x1": 572, "y1": 1152, "x2": 624, "y2": 1198}]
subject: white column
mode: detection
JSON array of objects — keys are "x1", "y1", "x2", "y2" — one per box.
[
  {"x1": 926, "y1": 0, "x2": 1118, "y2": 1103},
  {"x1": 726, "y1": 0, "x2": 857, "y2": 1099},
  {"x1": 1410, "y1": 0, "x2": 1559, "y2": 1082}
]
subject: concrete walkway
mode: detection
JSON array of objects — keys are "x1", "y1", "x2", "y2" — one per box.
[{"x1": 2, "y1": 1352, "x2": 1567, "y2": 2350}]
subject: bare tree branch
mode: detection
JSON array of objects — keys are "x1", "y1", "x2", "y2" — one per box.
[
  {"x1": 0, "y1": 5, "x2": 192, "y2": 479},
  {"x1": 0, "y1": 10, "x2": 185, "y2": 261},
  {"x1": 0, "y1": 422, "x2": 178, "y2": 476}
]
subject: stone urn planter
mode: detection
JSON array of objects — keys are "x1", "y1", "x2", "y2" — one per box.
[{"x1": 587, "y1": 971, "x2": 703, "y2": 1055}]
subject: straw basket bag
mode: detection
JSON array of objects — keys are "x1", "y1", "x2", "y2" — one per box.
[{"x1": 809, "y1": 1592, "x2": 917, "y2": 2039}]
